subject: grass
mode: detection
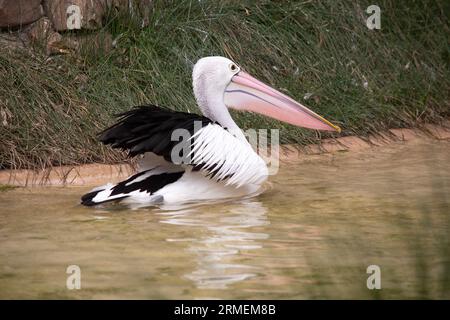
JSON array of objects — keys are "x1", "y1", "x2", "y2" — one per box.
[
  {"x1": 0, "y1": 184, "x2": 17, "y2": 192},
  {"x1": 0, "y1": 0, "x2": 449, "y2": 170}
]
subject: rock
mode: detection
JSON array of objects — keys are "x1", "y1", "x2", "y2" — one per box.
[
  {"x1": 43, "y1": 0, "x2": 108, "y2": 31},
  {"x1": 0, "y1": 0, "x2": 43, "y2": 28},
  {"x1": 24, "y1": 17, "x2": 66, "y2": 55},
  {"x1": 25, "y1": 16, "x2": 53, "y2": 43}
]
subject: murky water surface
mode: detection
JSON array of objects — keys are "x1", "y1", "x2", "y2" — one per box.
[{"x1": 1, "y1": 139, "x2": 449, "y2": 299}]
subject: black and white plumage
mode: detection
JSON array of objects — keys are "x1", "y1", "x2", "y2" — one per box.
[
  {"x1": 81, "y1": 105, "x2": 267, "y2": 206},
  {"x1": 81, "y1": 56, "x2": 340, "y2": 207}
]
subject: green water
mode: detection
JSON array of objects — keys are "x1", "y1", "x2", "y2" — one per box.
[{"x1": 0, "y1": 139, "x2": 449, "y2": 299}]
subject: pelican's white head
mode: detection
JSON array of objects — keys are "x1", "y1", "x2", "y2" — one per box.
[
  {"x1": 192, "y1": 56, "x2": 241, "y2": 129},
  {"x1": 192, "y1": 56, "x2": 341, "y2": 132}
]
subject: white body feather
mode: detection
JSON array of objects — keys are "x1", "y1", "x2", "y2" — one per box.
[
  {"x1": 88, "y1": 125, "x2": 268, "y2": 205},
  {"x1": 189, "y1": 124, "x2": 268, "y2": 187}
]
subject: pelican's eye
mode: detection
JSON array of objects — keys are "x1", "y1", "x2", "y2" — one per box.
[{"x1": 229, "y1": 63, "x2": 238, "y2": 72}]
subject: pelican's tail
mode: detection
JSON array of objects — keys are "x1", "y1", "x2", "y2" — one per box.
[
  {"x1": 81, "y1": 183, "x2": 123, "y2": 206},
  {"x1": 80, "y1": 169, "x2": 184, "y2": 206}
]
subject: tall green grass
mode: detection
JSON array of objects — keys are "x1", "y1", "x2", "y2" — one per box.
[{"x1": 0, "y1": 0, "x2": 449, "y2": 169}]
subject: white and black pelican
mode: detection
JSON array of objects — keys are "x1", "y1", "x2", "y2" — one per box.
[{"x1": 81, "y1": 56, "x2": 340, "y2": 206}]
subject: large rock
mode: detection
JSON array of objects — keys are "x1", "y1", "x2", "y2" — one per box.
[
  {"x1": 43, "y1": 0, "x2": 108, "y2": 31},
  {"x1": 0, "y1": 0, "x2": 43, "y2": 28}
]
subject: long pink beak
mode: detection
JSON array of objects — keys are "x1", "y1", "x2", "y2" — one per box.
[{"x1": 224, "y1": 71, "x2": 341, "y2": 132}]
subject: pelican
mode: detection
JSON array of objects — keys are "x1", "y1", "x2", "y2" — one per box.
[{"x1": 81, "y1": 56, "x2": 340, "y2": 206}]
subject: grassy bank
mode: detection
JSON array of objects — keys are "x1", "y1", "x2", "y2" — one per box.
[{"x1": 1, "y1": 0, "x2": 449, "y2": 170}]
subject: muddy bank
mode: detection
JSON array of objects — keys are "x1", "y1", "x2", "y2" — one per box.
[
  {"x1": 0, "y1": 163, "x2": 134, "y2": 187},
  {"x1": 1, "y1": 123, "x2": 449, "y2": 187},
  {"x1": 281, "y1": 123, "x2": 450, "y2": 161}
]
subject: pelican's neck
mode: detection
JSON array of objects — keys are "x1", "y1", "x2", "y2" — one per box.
[
  {"x1": 194, "y1": 82, "x2": 247, "y2": 142},
  {"x1": 200, "y1": 94, "x2": 238, "y2": 130}
]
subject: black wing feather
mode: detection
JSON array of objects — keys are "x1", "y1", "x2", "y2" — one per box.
[{"x1": 99, "y1": 105, "x2": 214, "y2": 161}]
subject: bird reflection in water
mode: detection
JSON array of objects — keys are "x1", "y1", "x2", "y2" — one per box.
[{"x1": 157, "y1": 199, "x2": 269, "y2": 289}]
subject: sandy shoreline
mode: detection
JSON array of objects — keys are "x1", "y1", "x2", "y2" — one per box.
[{"x1": 1, "y1": 123, "x2": 449, "y2": 187}]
